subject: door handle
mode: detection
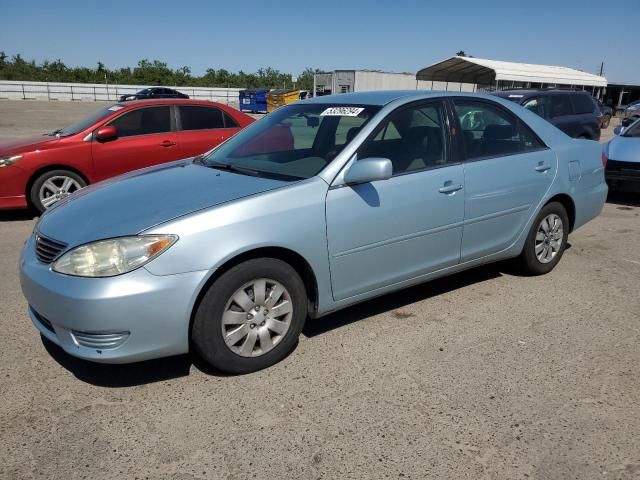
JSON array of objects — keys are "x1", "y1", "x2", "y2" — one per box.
[
  {"x1": 535, "y1": 163, "x2": 551, "y2": 172},
  {"x1": 439, "y1": 183, "x2": 463, "y2": 194},
  {"x1": 160, "y1": 140, "x2": 177, "y2": 147}
]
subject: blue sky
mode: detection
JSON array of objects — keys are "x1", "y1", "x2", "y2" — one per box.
[{"x1": 1, "y1": 0, "x2": 638, "y2": 82}]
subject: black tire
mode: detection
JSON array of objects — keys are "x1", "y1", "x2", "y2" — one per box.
[
  {"x1": 518, "y1": 202, "x2": 569, "y2": 276},
  {"x1": 30, "y1": 169, "x2": 86, "y2": 213},
  {"x1": 191, "y1": 258, "x2": 308, "y2": 374},
  {"x1": 601, "y1": 115, "x2": 611, "y2": 129}
]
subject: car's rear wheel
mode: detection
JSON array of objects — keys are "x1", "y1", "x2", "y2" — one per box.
[
  {"x1": 30, "y1": 169, "x2": 86, "y2": 213},
  {"x1": 191, "y1": 258, "x2": 307, "y2": 374},
  {"x1": 601, "y1": 114, "x2": 611, "y2": 129},
  {"x1": 518, "y1": 202, "x2": 569, "y2": 275}
]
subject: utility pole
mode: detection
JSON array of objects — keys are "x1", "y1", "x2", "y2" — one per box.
[{"x1": 598, "y1": 61, "x2": 605, "y2": 101}]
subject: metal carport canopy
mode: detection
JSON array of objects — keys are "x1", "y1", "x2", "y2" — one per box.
[{"x1": 416, "y1": 56, "x2": 607, "y2": 87}]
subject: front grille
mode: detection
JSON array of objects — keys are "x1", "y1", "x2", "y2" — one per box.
[
  {"x1": 70, "y1": 330, "x2": 130, "y2": 350},
  {"x1": 35, "y1": 234, "x2": 67, "y2": 263},
  {"x1": 607, "y1": 160, "x2": 640, "y2": 176}
]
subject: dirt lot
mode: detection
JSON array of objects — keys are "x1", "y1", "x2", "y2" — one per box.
[{"x1": 0, "y1": 100, "x2": 639, "y2": 480}]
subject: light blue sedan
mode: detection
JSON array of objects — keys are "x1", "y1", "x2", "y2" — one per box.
[
  {"x1": 606, "y1": 117, "x2": 640, "y2": 192},
  {"x1": 20, "y1": 91, "x2": 608, "y2": 373}
]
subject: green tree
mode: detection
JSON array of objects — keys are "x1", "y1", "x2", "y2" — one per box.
[{"x1": 0, "y1": 52, "x2": 322, "y2": 91}]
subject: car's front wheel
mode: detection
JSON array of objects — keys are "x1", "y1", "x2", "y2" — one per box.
[
  {"x1": 191, "y1": 258, "x2": 307, "y2": 374},
  {"x1": 30, "y1": 169, "x2": 86, "y2": 213},
  {"x1": 518, "y1": 202, "x2": 569, "y2": 275}
]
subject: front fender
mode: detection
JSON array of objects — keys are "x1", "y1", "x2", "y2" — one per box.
[{"x1": 144, "y1": 177, "x2": 335, "y2": 313}]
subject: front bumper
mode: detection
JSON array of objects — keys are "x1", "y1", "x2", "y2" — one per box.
[
  {"x1": 19, "y1": 235, "x2": 209, "y2": 364},
  {"x1": 0, "y1": 164, "x2": 29, "y2": 209}
]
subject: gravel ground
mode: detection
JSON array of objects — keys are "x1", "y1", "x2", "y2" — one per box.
[{"x1": 0, "y1": 100, "x2": 639, "y2": 480}]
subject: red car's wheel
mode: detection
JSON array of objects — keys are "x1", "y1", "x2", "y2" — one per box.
[{"x1": 30, "y1": 170, "x2": 86, "y2": 213}]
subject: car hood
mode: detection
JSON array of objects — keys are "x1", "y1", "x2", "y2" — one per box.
[
  {"x1": 37, "y1": 160, "x2": 291, "y2": 246},
  {"x1": 0, "y1": 136, "x2": 60, "y2": 155},
  {"x1": 607, "y1": 136, "x2": 640, "y2": 163}
]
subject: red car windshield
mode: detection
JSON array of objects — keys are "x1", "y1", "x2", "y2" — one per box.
[{"x1": 52, "y1": 104, "x2": 123, "y2": 137}]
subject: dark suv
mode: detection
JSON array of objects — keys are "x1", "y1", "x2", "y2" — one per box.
[{"x1": 493, "y1": 89, "x2": 602, "y2": 140}]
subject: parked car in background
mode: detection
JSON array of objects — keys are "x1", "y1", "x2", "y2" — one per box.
[
  {"x1": 20, "y1": 91, "x2": 607, "y2": 373},
  {"x1": 493, "y1": 89, "x2": 602, "y2": 140},
  {"x1": 622, "y1": 99, "x2": 640, "y2": 122},
  {"x1": 0, "y1": 99, "x2": 254, "y2": 212},
  {"x1": 597, "y1": 99, "x2": 613, "y2": 129},
  {"x1": 605, "y1": 117, "x2": 640, "y2": 192},
  {"x1": 119, "y1": 87, "x2": 189, "y2": 102}
]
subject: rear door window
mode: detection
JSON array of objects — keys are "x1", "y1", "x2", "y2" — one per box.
[
  {"x1": 223, "y1": 111, "x2": 239, "y2": 128},
  {"x1": 179, "y1": 106, "x2": 224, "y2": 130},
  {"x1": 550, "y1": 95, "x2": 574, "y2": 118},
  {"x1": 109, "y1": 106, "x2": 172, "y2": 137},
  {"x1": 571, "y1": 94, "x2": 596, "y2": 114},
  {"x1": 453, "y1": 100, "x2": 545, "y2": 160}
]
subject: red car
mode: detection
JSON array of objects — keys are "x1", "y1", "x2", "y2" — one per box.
[{"x1": 0, "y1": 99, "x2": 254, "y2": 212}]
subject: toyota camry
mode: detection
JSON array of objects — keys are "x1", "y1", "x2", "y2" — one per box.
[{"x1": 20, "y1": 91, "x2": 608, "y2": 373}]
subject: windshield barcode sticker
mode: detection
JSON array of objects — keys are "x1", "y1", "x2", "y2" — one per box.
[{"x1": 320, "y1": 107, "x2": 365, "y2": 117}]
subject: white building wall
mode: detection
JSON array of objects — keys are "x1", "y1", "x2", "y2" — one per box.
[
  {"x1": 318, "y1": 70, "x2": 476, "y2": 93},
  {"x1": 354, "y1": 71, "x2": 419, "y2": 91}
]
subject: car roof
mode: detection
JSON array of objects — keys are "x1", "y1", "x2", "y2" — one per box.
[
  {"x1": 494, "y1": 89, "x2": 592, "y2": 99},
  {"x1": 303, "y1": 90, "x2": 445, "y2": 106},
  {"x1": 302, "y1": 89, "x2": 589, "y2": 108},
  {"x1": 115, "y1": 98, "x2": 225, "y2": 108}
]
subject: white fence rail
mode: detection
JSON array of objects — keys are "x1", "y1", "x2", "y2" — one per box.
[{"x1": 0, "y1": 80, "x2": 243, "y2": 105}]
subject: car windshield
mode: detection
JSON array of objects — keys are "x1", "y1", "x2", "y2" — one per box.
[
  {"x1": 202, "y1": 103, "x2": 381, "y2": 179},
  {"x1": 622, "y1": 118, "x2": 640, "y2": 137},
  {"x1": 137, "y1": 88, "x2": 151, "y2": 95},
  {"x1": 52, "y1": 105, "x2": 123, "y2": 137}
]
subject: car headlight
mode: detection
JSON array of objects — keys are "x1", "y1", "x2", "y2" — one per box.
[
  {"x1": 0, "y1": 154, "x2": 23, "y2": 168},
  {"x1": 52, "y1": 235, "x2": 177, "y2": 277}
]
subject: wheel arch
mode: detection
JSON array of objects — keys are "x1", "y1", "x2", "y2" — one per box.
[
  {"x1": 188, "y1": 246, "x2": 320, "y2": 340},
  {"x1": 26, "y1": 165, "x2": 90, "y2": 207},
  {"x1": 546, "y1": 193, "x2": 576, "y2": 232}
]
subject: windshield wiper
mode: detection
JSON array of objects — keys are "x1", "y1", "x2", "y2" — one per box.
[
  {"x1": 206, "y1": 161, "x2": 262, "y2": 177},
  {"x1": 47, "y1": 128, "x2": 62, "y2": 137}
]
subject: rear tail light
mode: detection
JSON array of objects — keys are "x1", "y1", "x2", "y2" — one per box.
[
  {"x1": 601, "y1": 150, "x2": 608, "y2": 168},
  {"x1": 596, "y1": 114, "x2": 604, "y2": 127}
]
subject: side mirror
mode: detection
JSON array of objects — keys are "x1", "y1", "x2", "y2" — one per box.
[
  {"x1": 614, "y1": 126, "x2": 623, "y2": 136},
  {"x1": 344, "y1": 158, "x2": 393, "y2": 185},
  {"x1": 95, "y1": 125, "x2": 118, "y2": 141}
]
